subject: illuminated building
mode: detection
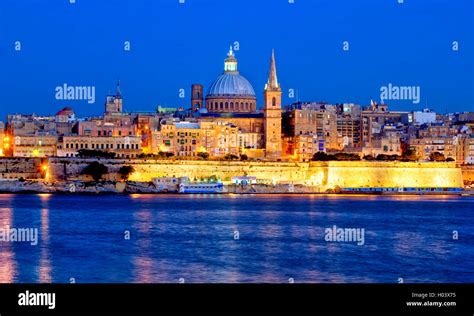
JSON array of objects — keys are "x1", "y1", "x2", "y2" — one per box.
[
  {"x1": 6, "y1": 112, "x2": 75, "y2": 138},
  {"x1": 407, "y1": 124, "x2": 459, "y2": 160},
  {"x1": 361, "y1": 102, "x2": 405, "y2": 149},
  {"x1": 361, "y1": 129, "x2": 402, "y2": 157},
  {"x1": 12, "y1": 135, "x2": 57, "y2": 157},
  {"x1": 133, "y1": 113, "x2": 162, "y2": 153},
  {"x1": 156, "y1": 121, "x2": 201, "y2": 157},
  {"x1": 282, "y1": 135, "x2": 323, "y2": 161},
  {"x1": 153, "y1": 120, "x2": 240, "y2": 157},
  {"x1": 336, "y1": 103, "x2": 362, "y2": 149},
  {"x1": 200, "y1": 121, "x2": 239, "y2": 156},
  {"x1": 57, "y1": 135, "x2": 141, "y2": 158},
  {"x1": 282, "y1": 102, "x2": 339, "y2": 154}
]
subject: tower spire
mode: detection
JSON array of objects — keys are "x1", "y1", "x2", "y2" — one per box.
[
  {"x1": 116, "y1": 80, "x2": 121, "y2": 98},
  {"x1": 266, "y1": 49, "x2": 279, "y2": 90}
]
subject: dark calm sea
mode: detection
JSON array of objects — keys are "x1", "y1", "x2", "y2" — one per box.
[{"x1": 0, "y1": 194, "x2": 472, "y2": 283}]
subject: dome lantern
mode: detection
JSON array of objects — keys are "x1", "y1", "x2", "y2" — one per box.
[{"x1": 224, "y1": 46, "x2": 238, "y2": 73}]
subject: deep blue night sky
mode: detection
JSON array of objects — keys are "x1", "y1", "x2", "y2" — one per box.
[{"x1": 0, "y1": 0, "x2": 472, "y2": 120}]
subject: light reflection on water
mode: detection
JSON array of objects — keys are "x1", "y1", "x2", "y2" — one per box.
[
  {"x1": 0, "y1": 200, "x2": 15, "y2": 283},
  {"x1": 0, "y1": 194, "x2": 472, "y2": 283}
]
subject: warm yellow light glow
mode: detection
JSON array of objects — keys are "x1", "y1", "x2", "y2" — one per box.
[
  {"x1": 158, "y1": 144, "x2": 167, "y2": 152},
  {"x1": 144, "y1": 125, "x2": 149, "y2": 130},
  {"x1": 118, "y1": 161, "x2": 463, "y2": 189},
  {"x1": 4, "y1": 143, "x2": 10, "y2": 149},
  {"x1": 32, "y1": 149, "x2": 40, "y2": 157},
  {"x1": 0, "y1": 149, "x2": 3, "y2": 156},
  {"x1": 309, "y1": 171, "x2": 325, "y2": 186},
  {"x1": 38, "y1": 193, "x2": 51, "y2": 200},
  {"x1": 129, "y1": 171, "x2": 144, "y2": 182},
  {"x1": 4, "y1": 136, "x2": 9, "y2": 142},
  {"x1": 41, "y1": 164, "x2": 49, "y2": 180}
]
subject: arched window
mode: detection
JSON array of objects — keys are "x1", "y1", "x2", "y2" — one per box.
[
  {"x1": 225, "y1": 102, "x2": 229, "y2": 110},
  {"x1": 220, "y1": 102, "x2": 223, "y2": 110},
  {"x1": 196, "y1": 91, "x2": 200, "y2": 99},
  {"x1": 230, "y1": 102, "x2": 234, "y2": 110},
  {"x1": 272, "y1": 97, "x2": 276, "y2": 107},
  {"x1": 245, "y1": 102, "x2": 249, "y2": 111}
]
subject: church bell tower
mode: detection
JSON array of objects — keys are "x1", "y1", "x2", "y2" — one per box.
[{"x1": 264, "y1": 49, "x2": 282, "y2": 158}]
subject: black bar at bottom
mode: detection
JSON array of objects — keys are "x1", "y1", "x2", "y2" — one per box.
[{"x1": 0, "y1": 284, "x2": 471, "y2": 315}]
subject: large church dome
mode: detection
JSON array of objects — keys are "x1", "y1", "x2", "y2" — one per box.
[
  {"x1": 207, "y1": 73, "x2": 255, "y2": 97},
  {"x1": 205, "y1": 47, "x2": 257, "y2": 113}
]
